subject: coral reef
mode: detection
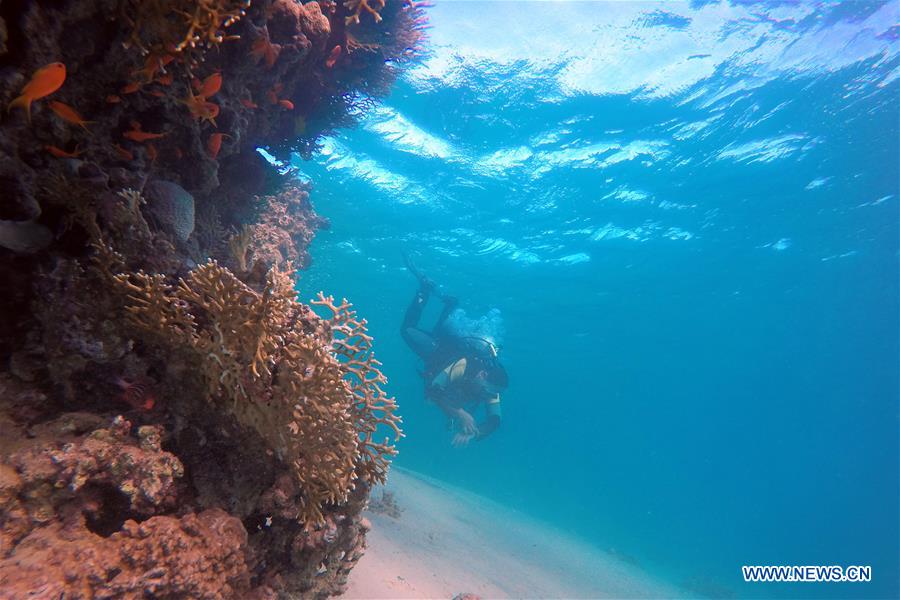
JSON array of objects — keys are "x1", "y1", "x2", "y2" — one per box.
[{"x1": 0, "y1": 0, "x2": 426, "y2": 596}]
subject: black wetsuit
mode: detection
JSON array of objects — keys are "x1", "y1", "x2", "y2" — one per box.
[{"x1": 401, "y1": 287, "x2": 503, "y2": 440}]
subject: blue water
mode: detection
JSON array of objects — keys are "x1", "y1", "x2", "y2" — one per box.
[{"x1": 293, "y1": 2, "x2": 898, "y2": 597}]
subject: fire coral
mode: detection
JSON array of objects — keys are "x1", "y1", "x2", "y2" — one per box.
[
  {"x1": 122, "y1": 0, "x2": 250, "y2": 60},
  {"x1": 111, "y1": 259, "x2": 401, "y2": 524}
]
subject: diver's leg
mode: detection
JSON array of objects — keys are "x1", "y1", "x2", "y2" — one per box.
[
  {"x1": 403, "y1": 252, "x2": 437, "y2": 293},
  {"x1": 403, "y1": 251, "x2": 456, "y2": 334},
  {"x1": 404, "y1": 327, "x2": 438, "y2": 359},
  {"x1": 434, "y1": 295, "x2": 459, "y2": 331},
  {"x1": 401, "y1": 288, "x2": 438, "y2": 358}
]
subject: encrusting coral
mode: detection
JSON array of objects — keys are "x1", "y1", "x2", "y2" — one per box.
[
  {"x1": 110, "y1": 258, "x2": 402, "y2": 524},
  {"x1": 244, "y1": 184, "x2": 327, "y2": 270}
]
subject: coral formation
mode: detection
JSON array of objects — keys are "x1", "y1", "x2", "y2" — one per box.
[
  {"x1": 246, "y1": 184, "x2": 327, "y2": 270},
  {"x1": 123, "y1": 0, "x2": 251, "y2": 58},
  {"x1": 109, "y1": 259, "x2": 401, "y2": 523},
  {"x1": 0, "y1": 508, "x2": 257, "y2": 599},
  {"x1": 0, "y1": 0, "x2": 426, "y2": 596}
]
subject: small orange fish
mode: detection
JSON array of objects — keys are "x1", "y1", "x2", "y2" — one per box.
[
  {"x1": 278, "y1": 99, "x2": 294, "y2": 110},
  {"x1": 180, "y1": 89, "x2": 219, "y2": 127},
  {"x1": 325, "y1": 45, "x2": 342, "y2": 68},
  {"x1": 251, "y1": 34, "x2": 280, "y2": 69},
  {"x1": 115, "y1": 377, "x2": 156, "y2": 412},
  {"x1": 156, "y1": 73, "x2": 173, "y2": 86},
  {"x1": 199, "y1": 101, "x2": 220, "y2": 125},
  {"x1": 46, "y1": 144, "x2": 81, "y2": 158},
  {"x1": 106, "y1": 94, "x2": 122, "y2": 104},
  {"x1": 121, "y1": 81, "x2": 142, "y2": 94},
  {"x1": 133, "y1": 53, "x2": 176, "y2": 83},
  {"x1": 113, "y1": 144, "x2": 134, "y2": 161},
  {"x1": 48, "y1": 101, "x2": 93, "y2": 130},
  {"x1": 141, "y1": 395, "x2": 156, "y2": 411},
  {"x1": 123, "y1": 125, "x2": 167, "y2": 143},
  {"x1": 207, "y1": 132, "x2": 230, "y2": 159},
  {"x1": 240, "y1": 98, "x2": 258, "y2": 109},
  {"x1": 198, "y1": 72, "x2": 222, "y2": 98},
  {"x1": 149, "y1": 90, "x2": 166, "y2": 98},
  {"x1": 146, "y1": 144, "x2": 158, "y2": 162},
  {"x1": 8, "y1": 62, "x2": 66, "y2": 124}
]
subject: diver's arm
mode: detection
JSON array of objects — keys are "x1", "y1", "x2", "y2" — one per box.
[
  {"x1": 428, "y1": 389, "x2": 478, "y2": 433},
  {"x1": 475, "y1": 395, "x2": 502, "y2": 440}
]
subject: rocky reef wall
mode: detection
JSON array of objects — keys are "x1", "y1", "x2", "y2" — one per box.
[{"x1": 0, "y1": 0, "x2": 426, "y2": 597}]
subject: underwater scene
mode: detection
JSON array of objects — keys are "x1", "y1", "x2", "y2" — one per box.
[{"x1": 0, "y1": 0, "x2": 896, "y2": 599}]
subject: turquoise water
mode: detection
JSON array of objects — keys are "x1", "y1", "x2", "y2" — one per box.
[{"x1": 295, "y1": 2, "x2": 898, "y2": 598}]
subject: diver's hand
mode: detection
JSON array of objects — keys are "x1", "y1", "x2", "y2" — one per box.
[
  {"x1": 455, "y1": 409, "x2": 477, "y2": 435},
  {"x1": 452, "y1": 431, "x2": 477, "y2": 448}
]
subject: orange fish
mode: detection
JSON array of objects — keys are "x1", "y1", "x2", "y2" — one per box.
[
  {"x1": 278, "y1": 99, "x2": 294, "y2": 110},
  {"x1": 207, "y1": 132, "x2": 230, "y2": 159},
  {"x1": 8, "y1": 62, "x2": 66, "y2": 124},
  {"x1": 121, "y1": 81, "x2": 142, "y2": 94},
  {"x1": 115, "y1": 377, "x2": 156, "y2": 411},
  {"x1": 149, "y1": 90, "x2": 166, "y2": 98},
  {"x1": 156, "y1": 73, "x2": 173, "y2": 86},
  {"x1": 325, "y1": 45, "x2": 342, "y2": 68},
  {"x1": 251, "y1": 34, "x2": 280, "y2": 69},
  {"x1": 180, "y1": 89, "x2": 219, "y2": 127},
  {"x1": 146, "y1": 144, "x2": 158, "y2": 162},
  {"x1": 133, "y1": 53, "x2": 176, "y2": 83},
  {"x1": 240, "y1": 98, "x2": 258, "y2": 109},
  {"x1": 198, "y1": 72, "x2": 222, "y2": 98},
  {"x1": 106, "y1": 95, "x2": 122, "y2": 104},
  {"x1": 113, "y1": 144, "x2": 134, "y2": 161},
  {"x1": 123, "y1": 122, "x2": 167, "y2": 142},
  {"x1": 45, "y1": 144, "x2": 81, "y2": 158},
  {"x1": 48, "y1": 101, "x2": 93, "y2": 130}
]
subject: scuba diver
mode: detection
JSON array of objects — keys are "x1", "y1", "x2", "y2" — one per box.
[{"x1": 401, "y1": 255, "x2": 508, "y2": 447}]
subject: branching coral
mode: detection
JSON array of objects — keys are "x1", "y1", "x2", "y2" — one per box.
[
  {"x1": 122, "y1": 0, "x2": 251, "y2": 63},
  {"x1": 311, "y1": 293, "x2": 401, "y2": 485},
  {"x1": 344, "y1": 0, "x2": 386, "y2": 25},
  {"x1": 228, "y1": 224, "x2": 253, "y2": 272},
  {"x1": 111, "y1": 259, "x2": 401, "y2": 523}
]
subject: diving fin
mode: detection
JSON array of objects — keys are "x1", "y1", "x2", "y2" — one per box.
[{"x1": 403, "y1": 251, "x2": 437, "y2": 293}]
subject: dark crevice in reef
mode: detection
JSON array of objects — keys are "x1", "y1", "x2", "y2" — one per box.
[
  {"x1": 82, "y1": 484, "x2": 147, "y2": 537},
  {"x1": 0, "y1": 0, "x2": 426, "y2": 597}
]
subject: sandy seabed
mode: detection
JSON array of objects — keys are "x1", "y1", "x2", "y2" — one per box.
[{"x1": 342, "y1": 468, "x2": 681, "y2": 599}]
